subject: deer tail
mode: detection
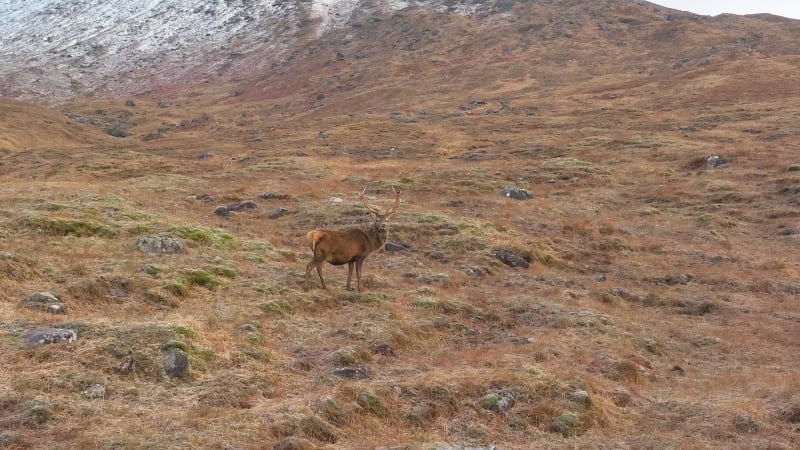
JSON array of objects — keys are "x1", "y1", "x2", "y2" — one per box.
[{"x1": 307, "y1": 230, "x2": 325, "y2": 251}]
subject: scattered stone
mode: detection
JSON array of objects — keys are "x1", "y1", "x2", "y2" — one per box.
[
  {"x1": 187, "y1": 193, "x2": 214, "y2": 202},
  {"x1": 258, "y1": 192, "x2": 290, "y2": 200},
  {"x1": 163, "y1": 347, "x2": 189, "y2": 378},
  {"x1": 501, "y1": 186, "x2": 532, "y2": 200},
  {"x1": 197, "y1": 152, "x2": 214, "y2": 160},
  {"x1": 669, "y1": 365, "x2": 685, "y2": 376},
  {"x1": 318, "y1": 131, "x2": 328, "y2": 138},
  {"x1": 81, "y1": 383, "x2": 107, "y2": 400},
  {"x1": 135, "y1": 236, "x2": 185, "y2": 254},
  {"x1": 329, "y1": 196, "x2": 344, "y2": 204},
  {"x1": 22, "y1": 292, "x2": 67, "y2": 314},
  {"x1": 22, "y1": 328, "x2": 77, "y2": 345},
  {"x1": 268, "y1": 207, "x2": 288, "y2": 219},
  {"x1": 650, "y1": 274, "x2": 693, "y2": 285},
  {"x1": 706, "y1": 155, "x2": 728, "y2": 168},
  {"x1": 464, "y1": 266, "x2": 491, "y2": 278},
  {"x1": 594, "y1": 274, "x2": 607, "y2": 282},
  {"x1": 214, "y1": 205, "x2": 231, "y2": 217},
  {"x1": 492, "y1": 248, "x2": 530, "y2": 269},
  {"x1": 124, "y1": 99, "x2": 136, "y2": 107},
  {"x1": 332, "y1": 367, "x2": 370, "y2": 380},
  {"x1": 479, "y1": 390, "x2": 515, "y2": 414},
  {"x1": 384, "y1": 241, "x2": 410, "y2": 252},
  {"x1": 117, "y1": 355, "x2": 136, "y2": 374},
  {"x1": 446, "y1": 200, "x2": 465, "y2": 207}
]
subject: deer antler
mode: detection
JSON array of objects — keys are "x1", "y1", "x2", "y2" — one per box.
[
  {"x1": 385, "y1": 186, "x2": 402, "y2": 216},
  {"x1": 360, "y1": 186, "x2": 382, "y2": 214}
]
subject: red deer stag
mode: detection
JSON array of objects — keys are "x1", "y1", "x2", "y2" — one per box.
[{"x1": 304, "y1": 186, "x2": 401, "y2": 292}]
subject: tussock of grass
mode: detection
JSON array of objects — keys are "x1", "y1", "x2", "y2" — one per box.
[
  {"x1": 25, "y1": 216, "x2": 117, "y2": 237},
  {"x1": 169, "y1": 226, "x2": 235, "y2": 249}
]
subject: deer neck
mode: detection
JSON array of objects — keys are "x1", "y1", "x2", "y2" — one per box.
[{"x1": 365, "y1": 223, "x2": 389, "y2": 251}]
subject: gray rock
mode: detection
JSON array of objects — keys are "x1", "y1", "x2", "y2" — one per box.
[
  {"x1": 501, "y1": 186, "x2": 532, "y2": 200},
  {"x1": 22, "y1": 328, "x2": 77, "y2": 345},
  {"x1": 258, "y1": 192, "x2": 290, "y2": 200},
  {"x1": 706, "y1": 155, "x2": 728, "y2": 168},
  {"x1": 81, "y1": 383, "x2": 107, "y2": 399},
  {"x1": 332, "y1": 367, "x2": 370, "y2": 379},
  {"x1": 163, "y1": 348, "x2": 189, "y2": 378},
  {"x1": 384, "y1": 241, "x2": 410, "y2": 252},
  {"x1": 22, "y1": 292, "x2": 67, "y2": 314},
  {"x1": 215, "y1": 200, "x2": 258, "y2": 217},
  {"x1": 214, "y1": 205, "x2": 231, "y2": 217},
  {"x1": 570, "y1": 390, "x2": 592, "y2": 408},
  {"x1": 492, "y1": 249, "x2": 530, "y2": 268},
  {"x1": 268, "y1": 207, "x2": 288, "y2": 219},
  {"x1": 226, "y1": 200, "x2": 257, "y2": 211},
  {"x1": 135, "y1": 236, "x2": 185, "y2": 254},
  {"x1": 117, "y1": 355, "x2": 136, "y2": 374}
]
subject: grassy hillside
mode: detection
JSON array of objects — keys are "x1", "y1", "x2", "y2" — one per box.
[{"x1": 1, "y1": 2, "x2": 799, "y2": 449}]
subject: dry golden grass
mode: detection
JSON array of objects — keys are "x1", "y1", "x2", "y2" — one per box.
[{"x1": 2, "y1": 3, "x2": 800, "y2": 449}]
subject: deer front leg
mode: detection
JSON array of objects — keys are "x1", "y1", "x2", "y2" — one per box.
[
  {"x1": 346, "y1": 261, "x2": 355, "y2": 291},
  {"x1": 355, "y1": 258, "x2": 364, "y2": 292}
]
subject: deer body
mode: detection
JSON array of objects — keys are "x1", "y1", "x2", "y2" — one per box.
[{"x1": 304, "y1": 187, "x2": 400, "y2": 292}]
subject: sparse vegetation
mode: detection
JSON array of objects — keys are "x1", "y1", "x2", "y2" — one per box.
[{"x1": 1, "y1": 1, "x2": 799, "y2": 449}]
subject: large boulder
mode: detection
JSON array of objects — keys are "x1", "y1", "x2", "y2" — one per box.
[{"x1": 22, "y1": 328, "x2": 77, "y2": 345}]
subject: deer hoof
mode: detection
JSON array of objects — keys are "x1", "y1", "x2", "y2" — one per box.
[{"x1": 345, "y1": 286, "x2": 355, "y2": 291}]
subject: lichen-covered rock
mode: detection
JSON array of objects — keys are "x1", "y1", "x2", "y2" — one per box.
[
  {"x1": 136, "y1": 236, "x2": 185, "y2": 254},
  {"x1": 163, "y1": 347, "x2": 189, "y2": 378},
  {"x1": 479, "y1": 390, "x2": 515, "y2": 414},
  {"x1": 22, "y1": 328, "x2": 77, "y2": 345}
]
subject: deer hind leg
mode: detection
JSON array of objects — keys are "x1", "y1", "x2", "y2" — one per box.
[
  {"x1": 305, "y1": 257, "x2": 326, "y2": 291},
  {"x1": 346, "y1": 261, "x2": 355, "y2": 291}
]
